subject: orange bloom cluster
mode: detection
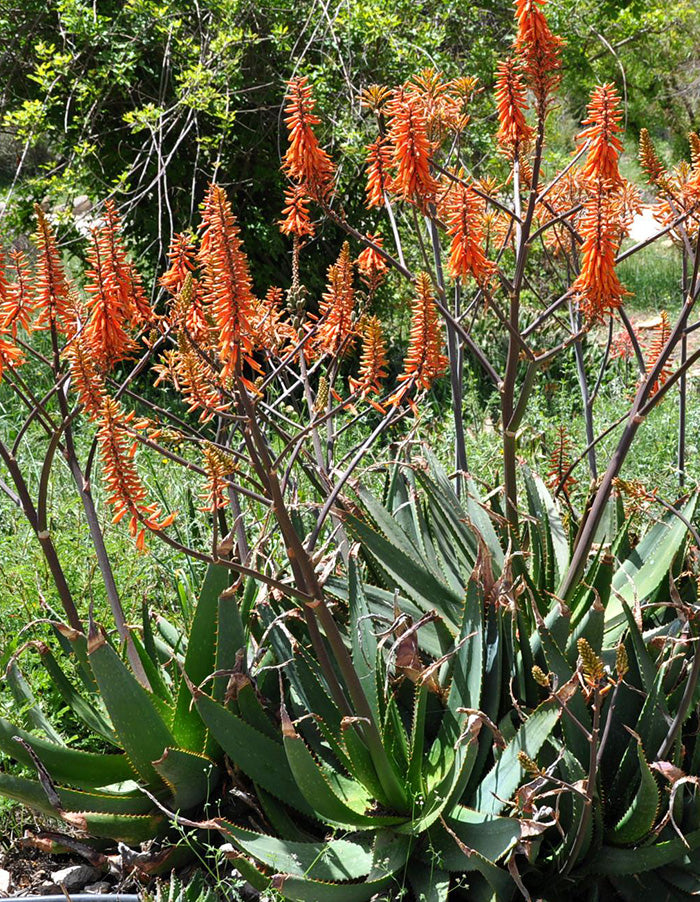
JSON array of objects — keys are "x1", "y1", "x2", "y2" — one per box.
[
  {"x1": 577, "y1": 84, "x2": 624, "y2": 187},
  {"x1": 365, "y1": 137, "x2": 394, "y2": 209},
  {"x1": 83, "y1": 201, "x2": 153, "y2": 369},
  {"x1": 316, "y1": 242, "x2": 356, "y2": 357},
  {"x1": 391, "y1": 272, "x2": 447, "y2": 406},
  {"x1": 513, "y1": 0, "x2": 563, "y2": 104},
  {"x1": 200, "y1": 443, "x2": 237, "y2": 512},
  {"x1": 357, "y1": 234, "x2": 388, "y2": 293},
  {"x1": 161, "y1": 236, "x2": 209, "y2": 342},
  {"x1": 406, "y1": 69, "x2": 467, "y2": 143},
  {"x1": 1, "y1": 250, "x2": 35, "y2": 336},
  {"x1": 199, "y1": 183, "x2": 256, "y2": 381},
  {"x1": 64, "y1": 327, "x2": 107, "y2": 418},
  {"x1": 610, "y1": 328, "x2": 635, "y2": 361},
  {"x1": 33, "y1": 206, "x2": 72, "y2": 332},
  {"x1": 572, "y1": 187, "x2": 628, "y2": 320},
  {"x1": 638, "y1": 128, "x2": 666, "y2": 186},
  {"x1": 279, "y1": 184, "x2": 315, "y2": 238},
  {"x1": 282, "y1": 77, "x2": 335, "y2": 198},
  {"x1": 388, "y1": 94, "x2": 439, "y2": 208},
  {"x1": 97, "y1": 397, "x2": 175, "y2": 552},
  {"x1": 494, "y1": 58, "x2": 533, "y2": 159},
  {"x1": 349, "y1": 315, "x2": 388, "y2": 407},
  {"x1": 643, "y1": 311, "x2": 672, "y2": 397},
  {"x1": 250, "y1": 287, "x2": 297, "y2": 355},
  {"x1": 444, "y1": 181, "x2": 493, "y2": 283},
  {"x1": 0, "y1": 256, "x2": 23, "y2": 378}
]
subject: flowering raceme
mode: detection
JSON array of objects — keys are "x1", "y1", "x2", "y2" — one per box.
[
  {"x1": 316, "y1": 242, "x2": 356, "y2": 357},
  {"x1": 365, "y1": 137, "x2": 394, "y2": 209},
  {"x1": 278, "y1": 185, "x2": 315, "y2": 238},
  {"x1": 494, "y1": 58, "x2": 533, "y2": 159},
  {"x1": 349, "y1": 315, "x2": 388, "y2": 408},
  {"x1": 444, "y1": 181, "x2": 493, "y2": 284},
  {"x1": 577, "y1": 83, "x2": 624, "y2": 187},
  {"x1": 282, "y1": 77, "x2": 335, "y2": 198},
  {"x1": 0, "y1": 250, "x2": 34, "y2": 336},
  {"x1": 199, "y1": 183, "x2": 256, "y2": 381},
  {"x1": 391, "y1": 272, "x2": 447, "y2": 406},
  {"x1": 96, "y1": 397, "x2": 175, "y2": 552},
  {"x1": 33, "y1": 206, "x2": 72, "y2": 332},
  {"x1": 357, "y1": 235, "x2": 388, "y2": 293},
  {"x1": 573, "y1": 187, "x2": 628, "y2": 320},
  {"x1": 388, "y1": 94, "x2": 438, "y2": 207},
  {"x1": 514, "y1": 0, "x2": 562, "y2": 104}
]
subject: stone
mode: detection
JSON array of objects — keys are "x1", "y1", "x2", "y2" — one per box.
[
  {"x1": 72, "y1": 194, "x2": 92, "y2": 215},
  {"x1": 50, "y1": 864, "x2": 102, "y2": 891},
  {"x1": 36, "y1": 882, "x2": 61, "y2": 895},
  {"x1": 0, "y1": 868, "x2": 10, "y2": 895}
]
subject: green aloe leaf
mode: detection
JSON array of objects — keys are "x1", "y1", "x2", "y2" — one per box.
[
  {"x1": 608, "y1": 740, "x2": 660, "y2": 844},
  {"x1": 348, "y1": 559, "x2": 380, "y2": 723},
  {"x1": 152, "y1": 747, "x2": 219, "y2": 811},
  {"x1": 172, "y1": 562, "x2": 232, "y2": 752},
  {"x1": 523, "y1": 466, "x2": 569, "y2": 588},
  {"x1": 429, "y1": 806, "x2": 521, "y2": 870},
  {"x1": 37, "y1": 646, "x2": 117, "y2": 744},
  {"x1": 6, "y1": 661, "x2": 64, "y2": 744},
  {"x1": 0, "y1": 716, "x2": 133, "y2": 789},
  {"x1": 194, "y1": 690, "x2": 313, "y2": 815},
  {"x1": 0, "y1": 772, "x2": 151, "y2": 817},
  {"x1": 60, "y1": 810, "x2": 166, "y2": 844},
  {"x1": 88, "y1": 635, "x2": 176, "y2": 786},
  {"x1": 606, "y1": 496, "x2": 697, "y2": 637},
  {"x1": 587, "y1": 828, "x2": 700, "y2": 875},
  {"x1": 282, "y1": 721, "x2": 405, "y2": 828},
  {"x1": 475, "y1": 703, "x2": 561, "y2": 816},
  {"x1": 409, "y1": 864, "x2": 450, "y2": 902}
]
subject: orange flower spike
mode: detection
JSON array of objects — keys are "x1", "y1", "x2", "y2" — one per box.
[
  {"x1": 1, "y1": 250, "x2": 35, "y2": 336},
  {"x1": 161, "y1": 232, "x2": 198, "y2": 298},
  {"x1": 445, "y1": 181, "x2": 494, "y2": 284},
  {"x1": 33, "y1": 205, "x2": 72, "y2": 332},
  {"x1": 577, "y1": 83, "x2": 624, "y2": 187},
  {"x1": 365, "y1": 137, "x2": 394, "y2": 209},
  {"x1": 100, "y1": 201, "x2": 153, "y2": 328},
  {"x1": 513, "y1": 0, "x2": 563, "y2": 104},
  {"x1": 391, "y1": 272, "x2": 447, "y2": 405},
  {"x1": 639, "y1": 128, "x2": 666, "y2": 186},
  {"x1": 495, "y1": 58, "x2": 533, "y2": 158},
  {"x1": 63, "y1": 329, "x2": 107, "y2": 419},
  {"x1": 316, "y1": 242, "x2": 356, "y2": 357},
  {"x1": 279, "y1": 184, "x2": 315, "y2": 238},
  {"x1": 97, "y1": 396, "x2": 175, "y2": 550},
  {"x1": 388, "y1": 95, "x2": 439, "y2": 207},
  {"x1": 349, "y1": 315, "x2": 389, "y2": 404},
  {"x1": 357, "y1": 234, "x2": 389, "y2": 292},
  {"x1": 573, "y1": 188, "x2": 628, "y2": 320},
  {"x1": 644, "y1": 310, "x2": 672, "y2": 396},
  {"x1": 200, "y1": 444, "x2": 237, "y2": 513},
  {"x1": 198, "y1": 183, "x2": 256, "y2": 379},
  {"x1": 282, "y1": 77, "x2": 335, "y2": 198},
  {"x1": 84, "y1": 230, "x2": 137, "y2": 369}
]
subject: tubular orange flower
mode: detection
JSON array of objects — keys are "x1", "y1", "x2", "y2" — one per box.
[
  {"x1": 639, "y1": 128, "x2": 666, "y2": 185},
  {"x1": 546, "y1": 425, "x2": 576, "y2": 494},
  {"x1": 444, "y1": 181, "x2": 493, "y2": 283},
  {"x1": 1, "y1": 250, "x2": 35, "y2": 336},
  {"x1": 391, "y1": 272, "x2": 447, "y2": 405},
  {"x1": 388, "y1": 95, "x2": 439, "y2": 207},
  {"x1": 63, "y1": 327, "x2": 107, "y2": 419},
  {"x1": 198, "y1": 183, "x2": 256, "y2": 380},
  {"x1": 282, "y1": 77, "x2": 335, "y2": 198},
  {"x1": 200, "y1": 443, "x2": 237, "y2": 512},
  {"x1": 172, "y1": 330, "x2": 228, "y2": 422},
  {"x1": 33, "y1": 205, "x2": 72, "y2": 332},
  {"x1": 643, "y1": 311, "x2": 672, "y2": 397},
  {"x1": 577, "y1": 83, "x2": 624, "y2": 187},
  {"x1": 494, "y1": 58, "x2": 533, "y2": 158},
  {"x1": 100, "y1": 201, "x2": 153, "y2": 327},
  {"x1": 513, "y1": 0, "x2": 563, "y2": 104},
  {"x1": 97, "y1": 397, "x2": 175, "y2": 552},
  {"x1": 316, "y1": 242, "x2": 356, "y2": 357},
  {"x1": 84, "y1": 230, "x2": 137, "y2": 369},
  {"x1": 251, "y1": 287, "x2": 296, "y2": 354},
  {"x1": 572, "y1": 187, "x2": 628, "y2": 320},
  {"x1": 357, "y1": 235, "x2": 388, "y2": 292},
  {"x1": 161, "y1": 232, "x2": 198, "y2": 298},
  {"x1": 364, "y1": 137, "x2": 394, "y2": 209},
  {"x1": 349, "y1": 315, "x2": 388, "y2": 406},
  {"x1": 278, "y1": 184, "x2": 315, "y2": 238}
]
